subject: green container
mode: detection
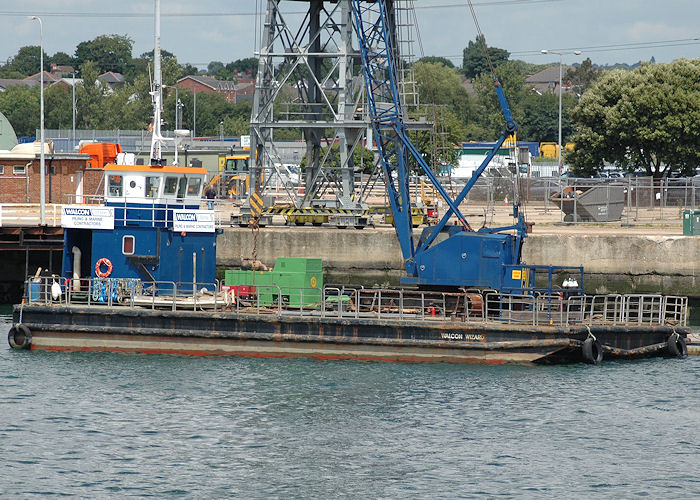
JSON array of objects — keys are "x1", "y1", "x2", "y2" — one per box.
[
  {"x1": 224, "y1": 258, "x2": 323, "y2": 308},
  {"x1": 683, "y1": 209, "x2": 700, "y2": 236}
]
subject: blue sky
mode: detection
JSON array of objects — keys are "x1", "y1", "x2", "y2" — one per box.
[{"x1": 2, "y1": 0, "x2": 698, "y2": 69}]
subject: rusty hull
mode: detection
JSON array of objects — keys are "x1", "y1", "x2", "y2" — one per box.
[{"x1": 13, "y1": 304, "x2": 690, "y2": 364}]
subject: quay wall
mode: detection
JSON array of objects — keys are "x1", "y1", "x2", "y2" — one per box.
[{"x1": 217, "y1": 227, "x2": 699, "y2": 296}]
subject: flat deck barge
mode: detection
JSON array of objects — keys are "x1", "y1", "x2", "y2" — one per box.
[{"x1": 10, "y1": 279, "x2": 691, "y2": 364}]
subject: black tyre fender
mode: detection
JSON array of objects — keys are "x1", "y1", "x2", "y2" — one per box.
[
  {"x1": 8, "y1": 324, "x2": 32, "y2": 350},
  {"x1": 582, "y1": 337, "x2": 603, "y2": 364},
  {"x1": 666, "y1": 333, "x2": 687, "y2": 358}
]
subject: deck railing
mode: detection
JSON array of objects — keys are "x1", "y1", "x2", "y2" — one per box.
[{"x1": 22, "y1": 276, "x2": 688, "y2": 328}]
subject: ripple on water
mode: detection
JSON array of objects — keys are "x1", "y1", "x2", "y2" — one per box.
[{"x1": 1, "y1": 314, "x2": 699, "y2": 498}]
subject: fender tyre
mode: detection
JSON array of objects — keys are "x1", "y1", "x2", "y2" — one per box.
[
  {"x1": 8, "y1": 324, "x2": 32, "y2": 350},
  {"x1": 582, "y1": 337, "x2": 603, "y2": 365},
  {"x1": 666, "y1": 333, "x2": 687, "y2": 358}
]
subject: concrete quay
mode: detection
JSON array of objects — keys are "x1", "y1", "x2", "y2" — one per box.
[{"x1": 217, "y1": 223, "x2": 699, "y2": 296}]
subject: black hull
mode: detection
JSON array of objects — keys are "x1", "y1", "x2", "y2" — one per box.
[{"x1": 11, "y1": 304, "x2": 690, "y2": 364}]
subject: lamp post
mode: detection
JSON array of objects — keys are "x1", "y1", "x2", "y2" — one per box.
[
  {"x1": 72, "y1": 71, "x2": 76, "y2": 150},
  {"x1": 540, "y1": 49, "x2": 581, "y2": 174},
  {"x1": 29, "y1": 15, "x2": 45, "y2": 225}
]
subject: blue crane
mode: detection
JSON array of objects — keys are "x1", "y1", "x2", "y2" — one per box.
[{"x1": 351, "y1": 0, "x2": 533, "y2": 291}]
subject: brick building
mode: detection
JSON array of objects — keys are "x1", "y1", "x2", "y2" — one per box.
[
  {"x1": 176, "y1": 75, "x2": 255, "y2": 103},
  {"x1": 0, "y1": 142, "x2": 102, "y2": 205}
]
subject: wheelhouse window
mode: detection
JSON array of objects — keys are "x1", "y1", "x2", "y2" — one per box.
[
  {"x1": 108, "y1": 175, "x2": 123, "y2": 197},
  {"x1": 145, "y1": 176, "x2": 161, "y2": 198},
  {"x1": 164, "y1": 176, "x2": 178, "y2": 196},
  {"x1": 177, "y1": 177, "x2": 187, "y2": 199},
  {"x1": 122, "y1": 235, "x2": 135, "y2": 255},
  {"x1": 186, "y1": 177, "x2": 202, "y2": 197}
]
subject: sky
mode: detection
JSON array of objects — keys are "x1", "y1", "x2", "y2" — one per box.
[{"x1": 1, "y1": 0, "x2": 698, "y2": 70}]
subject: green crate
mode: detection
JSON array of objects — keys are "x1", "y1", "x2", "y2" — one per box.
[{"x1": 224, "y1": 258, "x2": 324, "y2": 308}]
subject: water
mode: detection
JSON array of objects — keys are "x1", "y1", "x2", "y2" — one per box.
[{"x1": 1, "y1": 307, "x2": 699, "y2": 498}]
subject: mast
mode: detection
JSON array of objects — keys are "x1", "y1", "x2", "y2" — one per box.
[{"x1": 149, "y1": 0, "x2": 164, "y2": 165}]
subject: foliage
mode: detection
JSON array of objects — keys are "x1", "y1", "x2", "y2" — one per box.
[
  {"x1": 565, "y1": 58, "x2": 600, "y2": 96},
  {"x1": 471, "y1": 61, "x2": 526, "y2": 139},
  {"x1": 75, "y1": 35, "x2": 134, "y2": 74},
  {"x1": 567, "y1": 59, "x2": 700, "y2": 177},
  {"x1": 2, "y1": 46, "x2": 47, "y2": 77},
  {"x1": 519, "y1": 90, "x2": 577, "y2": 143},
  {"x1": 0, "y1": 86, "x2": 39, "y2": 136},
  {"x1": 462, "y1": 35, "x2": 510, "y2": 79},
  {"x1": 415, "y1": 56, "x2": 454, "y2": 68}
]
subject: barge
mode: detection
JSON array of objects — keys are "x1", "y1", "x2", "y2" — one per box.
[{"x1": 9, "y1": 275, "x2": 691, "y2": 364}]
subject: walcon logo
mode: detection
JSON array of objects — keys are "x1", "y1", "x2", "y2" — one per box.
[
  {"x1": 64, "y1": 208, "x2": 92, "y2": 216},
  {"x1": 175, "y1": 213, "x2": 197, "y2": 221}
]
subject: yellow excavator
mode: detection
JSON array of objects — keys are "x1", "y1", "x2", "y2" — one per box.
[{"x1": 205, "y1": 152, "x2": 262, "y2": 197}]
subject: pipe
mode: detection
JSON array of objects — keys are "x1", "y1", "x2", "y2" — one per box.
[
  {"x1": 192, "y1": 252, "x2": 197, "y2": 288},
  {"x1": 71, "y1": 246, "x2": 81, "y2": 291}
]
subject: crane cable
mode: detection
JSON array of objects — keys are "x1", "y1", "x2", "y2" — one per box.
[
  {"x1": 465, "y1": 0, "x2": 496, "y2": 78},
  {"x1": 464, "y1": 0, "x2": 524, "y2": 215}
]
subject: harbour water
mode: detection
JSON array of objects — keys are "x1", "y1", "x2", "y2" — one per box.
[{"x1": 1, "y1": 307, "x2": 699, "y2": 498}]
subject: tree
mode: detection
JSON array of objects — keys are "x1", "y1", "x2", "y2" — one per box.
[
  {"x1": 75, "y1": 61, "x2": 107, "y2": 129},
  {"x1": 44, "y1": 85, "x2": 73, "y2": 130},
  {"x1": 75, "y1": 35, "x2": 134, "y2": 74},
  {"x1": 471, "y1": 60, "x2": 526, "y2": 139},
  {"x1": 49, "y1": 52, "x2": 76, "y2": 69},
  {"x1": 6, "y1": 46, "x2": 47, "y2": 76},
  {"x1": 565, "y1": 57, "x2": 600, "y2": 96},
  {"x1": 567, "y1": 59, "x2": 700, "y2": 177},
  {"x1": 415, "y1": 56, "x2": 454, "y2": 68},
  {"x1": 462, "y1": 35, "x2": 509, "y2": 79},
  {"x1": 0, "y1": 86, "x2": 39, "y2": 136},
  {"x1": 519, "y1": 90, "x2": 577, "y2": 143},
  {"x1": 413, "y1": 61, "x2": 474, "y2": 120}
]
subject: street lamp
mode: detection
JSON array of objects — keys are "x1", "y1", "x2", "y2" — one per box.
[
  {"x1": 29, "y1": 15, "x2": 45, "y2": 225},
  {"x1": 540, "y1": 49, "x2": 582, "y2": 174}
]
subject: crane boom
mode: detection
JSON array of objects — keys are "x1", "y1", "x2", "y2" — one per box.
[{"x1": 352, "y1": 0, "x2": 530, "y2": 291}]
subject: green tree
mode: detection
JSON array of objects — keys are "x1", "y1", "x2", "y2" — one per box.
[
  {"x1": 75, "y1": 61, "x2": 107, "y2": 129},
  {"x1": 462, "y1": 35, "x2": 509, "y2": 79},
  {"x1": 519, "y1": 91, "x2": 577, "y2": 143},
  {"x1": 75, "y1": 35, "x2": 134, "y2": 74},
  {"x1": 472, "y1": 60, "x2": 526, "y2": 139},
  {"x1": 44, "y1": 85, "x2": 73, "y2": 130},
  {"x1": 6, "y1": 46, "x2": 47, "y2": 76},
  {"x1": 0, "y1": 86, "x2": 39, "y2": 136},
  {"x1": 49, "y1": 51, "x2": 76, "y2": 69},
  {"x1": 565, "y1": 57, "x2": 600, "y2": 96},
  {"x1": 567, "y1": 59, "x2": 700, "y2": 177},
  {"x1": 415, "y1": 56, "x2": 454, "y2": 68},
  {"x1": 225, "y1": 58, "x2": 258, "y2": 77}
]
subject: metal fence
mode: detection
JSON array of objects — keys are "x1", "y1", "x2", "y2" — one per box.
[{"x1": 23, "y1": 276, "x2": 688, "y2": 328}]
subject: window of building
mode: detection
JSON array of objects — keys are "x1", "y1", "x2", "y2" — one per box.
[
  {"x1": 108, "y1": 175, "x2": 123, "y2": 197},
  {"x1": 122, "y1": 235, "x2": 135, "y2": 255},
  {"x1": 0, "y1": 166, "x2": 4, "y2": 175},
  {"x1": 164, "y1": 176, "x2": 178, "y2": 195},
  {"x1": 13, "y1": 165, "x2": 26, "y2": 175},
  {"x1": 186, "y1": 177, "x2": 202, "y2": 197},
  {"x1": 145, "y1": 176, "x2": 161, "y2": 198}
]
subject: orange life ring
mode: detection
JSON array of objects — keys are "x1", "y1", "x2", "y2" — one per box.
[{"x1": 95, "y1": 258, "x2": 113, "y2": 278}]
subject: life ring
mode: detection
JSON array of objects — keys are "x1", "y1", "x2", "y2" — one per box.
[
  {"x1": 8, "y1": 324, "x2": 32, "y2": 350},
  {"x1": 666, "y1": 332, "x2": 687, "y2": 358},
  {"x1": 95, "y1": 258, "x2": 113, "y2": 278},
  {"x1": 582, "y1": 337, "x2": 603, "y2": 364}
]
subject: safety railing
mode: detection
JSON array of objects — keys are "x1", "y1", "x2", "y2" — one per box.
[{"x1": 22, "y1": 277, "x2": 688, "y2": 327}]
